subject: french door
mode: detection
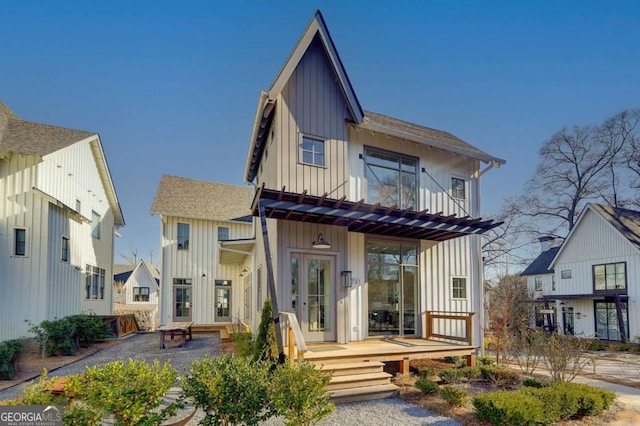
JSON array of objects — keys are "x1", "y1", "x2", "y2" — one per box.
[{"x1": 174, "y1": 286, "x2": 192, "y2": 322}]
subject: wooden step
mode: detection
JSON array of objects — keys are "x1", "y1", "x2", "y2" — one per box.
[
  {"x1": 318, "y1": 361, "x2": 385, "y2": 376},
  {"x1": 329, "y1": 383, "x2": 399, "y2": 404},
  {"x1": 326, "y1": 372, "x2": 393, "y2": 391},
  {"x1": 190, "y1": 324, "x2": 231, "y2": 341}
]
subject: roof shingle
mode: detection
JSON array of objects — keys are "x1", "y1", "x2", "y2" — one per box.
[
  {"x1": 521, "y1": 246, "x2": 560, "y2": 276},
  {"x1": 590, "y1": 203, "x2": 640, "y2": 252}
]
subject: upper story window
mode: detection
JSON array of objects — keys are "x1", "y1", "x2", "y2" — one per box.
[
  {"x1": 75, "y1": 199, "x2": 81, "y2": 214},
  {"x1": 561, "y1": 270, "x2": 571, "y2": 279},
  {"x1": 451, "y1": 177, "x2": 466, "y2": 200},
  {"x1": 593, "y1": 262, "x2": 626, "y2": 292},
  {"x1": 299, "y1": 136, "x2": 325, "y2": 167},
  {"x1": 61, "y1": 236, "x2": 70, "y2": 262},
  {"x1": 91, "y1": 211, "x2": 101, "y2": 239},
  {"x1": 177, "y1": 222, "x2": 190, "y2": 250},
  {"x1": 534, "y1": 276, "x2": 543, "y2": 291},
  {"x1": 452, "y1": 277, "x2": 467, "y2": 299},
  {"x1": 173, "y1": 278, "x2": 193, "y2": 285},
  {"x1": 218, "y1": 226, "x2": 229, "y2": 241},
  {"x1": 364, "y1": 148, "x2": 417, "y2": 209},
  {"x1": 133, "y1": 287, "x2": 150, "y2": 301},
  {"x1": 14, "y1": 228, "x2": 26, "y2": 256}
]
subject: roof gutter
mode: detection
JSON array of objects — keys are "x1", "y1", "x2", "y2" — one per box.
[{"x1": 243, "y1": 91, "x2": 269, "y2": 184}]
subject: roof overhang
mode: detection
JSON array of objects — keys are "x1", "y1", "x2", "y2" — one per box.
[
  {"x1": 541, "y1": 294, "x2": 629, "y2": 301},
  {"x1": 219, "y1": 239, "x2": 255, "y2": 265},
  {"x1": 251, "y1": 187, "x2": 501, "y2": 241}
]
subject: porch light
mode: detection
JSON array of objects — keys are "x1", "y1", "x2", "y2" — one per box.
[
  {"x1": 312, "y1": 233, "x2": 331, "y2": 249},
  {"x1": 341, "y1": 270, "x2": 353, "y2": 288}
]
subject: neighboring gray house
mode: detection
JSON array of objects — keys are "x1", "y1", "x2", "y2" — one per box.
[
  {"x1": 521, "y1": 237, "x2": 561, "y2": 331},
  {"x1": 150, "y1": 175, "x2": 255, "y2": 328},
  {"x1": 524, "y1": 203, "x2": 640, "y2": 342},
  {"x1": 0, "y1": 101, "x2": 124, "y2": 341}
]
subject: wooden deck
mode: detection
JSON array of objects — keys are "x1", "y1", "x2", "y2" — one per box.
[{"x1": 304, "y1": 338, "x2": 476, "y2": 366}]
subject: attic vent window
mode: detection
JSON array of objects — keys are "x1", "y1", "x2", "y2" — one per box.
[{"x1": 299, "y1": 136, "x2": 325, "y2": 167}]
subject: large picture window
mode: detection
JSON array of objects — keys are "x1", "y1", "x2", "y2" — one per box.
[
  {"x1": 364, "y1": 148, "x2": 417, "y2": 209},
  {"x1": 595, "y1": 301, "x2": 628, "y2": 341},
  {"x1": 177, "y1": 222, "x2": 190, "y2": 250},
  {"x1": 593, "y1": 262, "x2": 626, "y2": 291},
  {"x1": 85, "y1": 265, "x2": 106, "y2": 300},
  {"x1": 133, "y1": 287, "x2": 150, "y2": 302}
]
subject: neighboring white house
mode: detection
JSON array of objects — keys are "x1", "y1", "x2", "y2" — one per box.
[
  {"x1": 150, "y1": 175, "x2": 254, "y2": 327},
  {"x1": 243, "y1": 11, "x2": 505, "y2": 345},
  {"x1": 528, "y1": 203, "x2": 640, "y2": 343},
  {"x1": 0, "y1": 101, "x2": 124, "y2": 341},
  {"x1": 113, "y1": 260, "x2": 160, "y2": 330}
]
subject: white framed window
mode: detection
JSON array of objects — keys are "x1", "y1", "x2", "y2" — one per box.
[
  {"x1": 299, "y1": 136, "x2": 325, "y2": 167},
  {"x1": 177, "y1": 222, "x2": 190, "y2": 250},
  {"x1": 61, "y1": 236, "x2": 70, "y2": 262},
  {"x1": 14, "y1": 228, "x2": 27, "y2": 256},
  {"x1": 91, "y1": 211, "x2": 101, "y2": 239},
  {"x1": 85, "y1": 265, "x2": 106, "y2": 299},
  {"x1": 452, "y1": 277, "x2": 467, "y2": 299},
  {"x1": 218, "y1": 226, "x2": 229, "y2": 241},
  {"x1": 534, "y1": 277, "x2": 543, "y2": 291},
  {"x1": 451, "y1": 177, "x2": 466, "y2": 200},
  {"x1": 133, "y1": 287, "x2": 150, "y2": 301}
]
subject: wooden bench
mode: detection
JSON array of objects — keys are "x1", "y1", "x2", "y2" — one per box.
[{"x1": 157, "y1": 322, "x2": 193, "y2": 349}]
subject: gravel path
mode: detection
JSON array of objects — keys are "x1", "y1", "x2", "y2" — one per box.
[{"x1": 0, "y1": 332, "x2": 459, "y2": 425}]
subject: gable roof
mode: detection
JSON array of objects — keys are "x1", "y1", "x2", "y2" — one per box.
[
  {"x1": 0, "y1": 101, "x2": 124, "y2": 226},
  {"x1": 361, "y1": 110, "x2": 506, "y2": 165},
  {"x1": 114, "y1": 260, "x2": 160, "y2": 286},
  {"x1": 150, "y1": 175, "x2": 254, "y2": 222},
  {"x1": 244, "y1": 10, "x2": 363, "y2": 183},
  {"x1": 550, "y1": 203, "x2": 640, "y2": 268},
  {"x1": 521, "y1": 246, "x2": 560, "y2": 276}
]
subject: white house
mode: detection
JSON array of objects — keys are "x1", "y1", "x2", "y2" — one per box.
[
  {"x1": 533, "y1": 204, "x2": 640, "y2": 342},
  {"x1": 244, "y1": 11, "x2": 505, "y2": 347},
  {"x1": 113, "y1": 260, "x2": 160, "y2": 330},
  {"x1": 0, "y1": 101, "x2": 124, "y2": 341},
  {"x1": 150, "y1": 175, "x2": 254, "y2": 327}
]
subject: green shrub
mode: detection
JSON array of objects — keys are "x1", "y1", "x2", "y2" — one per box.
[
  {"x1": 522, "y1": 377, "x2": 548, "y2": 388},
  {"x1": 66, "y1": 314, "x2": 111, "y2": 347},
  {"x1": 438, "y1": 367, "x2": 464, "y2": 384},
  {"x1": 460, "y1": 366, "x2": 482, "y2": 381},
  {"x1": 231, "y1": 332, "x2": 256, "y2": 358},
  {"x1": 271, "y1": 361, "x2": 335, "y2": 426},
  {"x1": 181, "y1": 354, "x2": 273, "y2": 426},
  {"x1": 588, "y1": 341, "x2": 607, "y2": 351},
  {"x1": 27, "y1": 315, "x2": 110, "y2": 356},
  {"x1": 477, "y1": 356, "x2": 495, "y2": 366},
  {"x1": 417, "y1": 366, "x2": 436, "y2": 379},
  {"x1": 415, "y1": 376, "x2": 439, "y2": 395},
  {"x1": 66, "y1": 359, "x2": 181, "y2": 425},
  {"x1": 615, "y1": 343, "x2": 632, "y2": 352},
  {"x1": 254, "y1": 299, "x2": 279, "y2": 364},
  {"x1": 473, "y1": 390, "x2": 554, "y2": 425},
  {"x1": 0, "y1": 339, "x2": 23, "y2": 379},
  {"x1": 480, "y1": 365, "x2": 522, "y2": 389},
  {"x1": 440, "y1": 385, "x2": 467, "y2": 406}
]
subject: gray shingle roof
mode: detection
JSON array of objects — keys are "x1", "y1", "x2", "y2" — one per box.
[
  {"x1": 521, "y1": 246, "x2": 560, "y2": 276},
  {"x1": 0, "y1": 101, "x2": 95, "y2": 155},
  {"x1": 150, "y1": 175, "x2": 254, "y2": 222},
  {"x1": 590, "y1": 203, "x2": 640, "y2": 251}
]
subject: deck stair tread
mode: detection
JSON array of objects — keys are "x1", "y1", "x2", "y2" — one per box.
[
  {"x1": 190, "y1": 324, "x2": 231, "y2": 341},
  {"x1": 326, "y1": 373, "x2": 392, "y2": 391},
  {"x1": 318, "y1": 361, "x2": 385, "y2": 376},
  {"x1": 329, "y1": 383, "x2": 399, "y2": 404}
]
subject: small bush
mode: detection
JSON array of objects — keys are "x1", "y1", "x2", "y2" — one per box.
[
  {"x1": 67, "y1": 314, "x2": 111, "y2": 347},
  {"x1": 477, "y1": 356, "x2": 495, "y2": 366},
  {"x1": 438, "y1": 367, "x2": 464, "y2": 384},
  {"x1": 460, "y1": 366, "x2": 482, "y2": 381},
  {"x1": 473, "y1": 390, "x2": 553, "y2": 425},
  {"x1": 417, "y1": 366, "x2": 436, "y2": 379},
  {"x1": 0, "y1": 339, "x2": 23, "y2": 379},
  {"x1": 480, "y1": 365, "x2": 522, "y2": 389},
  {"x1": 615, "y1": 343, "x2": 632, "y2": 352},
  {"x1": 440, "y1": 385, "x2": 468, "y2": 407},
  {"x1": 415, "y1": 376, "x2": 439, "y2": 395},
  {"x1": 27, "y1": 314, "x2": 110, "y2": 356},
  {"x1": 522, "y1": 377, "x2": 548, "y2": 388},
  {"x1": 271, "y1": 361, "x2": 335, "y2": 426},
  {"x1": 254, "y1": 299, "x2": 279, "y2": 364},
  {"x1": 588, "y1": 341, "x2": 607, "y2": 351},
  {"x1": 231, "y1": 332, "x2": 256, "y2": 358},
  {"x1": 182, "y1": 354, "x2": 273, "y2": 426}
]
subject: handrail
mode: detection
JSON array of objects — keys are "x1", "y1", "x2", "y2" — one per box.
[
  {"x1": 425, "y1": 311, "x2": 475, "y2": 345},
  {"x1": 279, "y1": 312, "x2": 307, "y2": 362}
]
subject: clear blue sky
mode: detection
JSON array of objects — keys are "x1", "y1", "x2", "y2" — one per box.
[{"x1": 2, "y1": 1, "x2": 639, "y2": 264}]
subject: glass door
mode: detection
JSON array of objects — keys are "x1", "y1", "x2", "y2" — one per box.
[
  {"x1": 215, "y1": 281, "x2": 231, "y2": 322},
  {"x1": 174, "y1": 287, "x2": 192, "y2": 321},
  {"x1": 367, "y1": 241, "x2": 417, "y2": 337},
  {"x1": 294, "y1": 255, "x2": 335, "y2": 342}
]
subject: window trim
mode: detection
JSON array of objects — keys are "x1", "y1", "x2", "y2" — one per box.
[
  {"x1": 451, "y1": 176, "x2": 467, "y2": 200},
  {"x1": 133, "y1": 286, "x2": 150, "y2": 302},
  {"x1": 534, "y1": 276, "x2": 543, "y2": 292},
  {"x1": 13, "y1": 227, "x2": 27, "y2": 257},
  {"x1": 85, "y1": 265, "x2": 106, "y2": 300},
  {"x1": 177, "y1": 222, "x2": 190, "y2": 250},
  {"x1": 298, "y1": 134, "x2": 326, "y2": 167},
  {"x1": 218, "y1": 226, "x2": 229, "y2": 241},
  {"x1": 452, "y1": 276, "x2": 468, "y2": 299},
  {"x1": 561, "y1": 270, "x2": 571, "y2": 279},
  {"x1": 594, "y1": 300, "x2": 629, "y2": 342},
  {"x1": 61, "y1": 235, "x2": 70, "y2": 262},
  {"x1": 91, "y1": 211, "x2": 101, "y2": 239},
  {"x1": 363, "y1": 146, "x2": 418, "y2": 210},
  {"x1": 592, "y1": 261, "x2": 627, "y2": 292}
]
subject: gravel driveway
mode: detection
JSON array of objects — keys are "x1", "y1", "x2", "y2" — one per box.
[{"x1": 0, "y1": 332, "x2": 459, "y2": 425}]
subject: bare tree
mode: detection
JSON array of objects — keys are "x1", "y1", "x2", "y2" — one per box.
[
  {"x1": 119, "y1": 247, "x2": 138, "y2": 266},
  {"x1": 482, "y1": 213, "x2": 535, "y2": 280}
]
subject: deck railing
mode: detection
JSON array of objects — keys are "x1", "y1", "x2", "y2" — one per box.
[
  {"x1": 425, "y1": 311, "x2": 475, "y2": 345},
  {"x1": 279, "y1": 312, "x2": 307, "y2": 362}
]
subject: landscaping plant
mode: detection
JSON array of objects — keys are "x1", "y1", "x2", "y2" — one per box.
[
  {"x1": 254, "y1": 299, "x2": 279, "y2": 363},
  {"x1": 181, "y1": 354, "x2": 273, "y2": 426},
  {"x1": 542, "y1": 333, "x2": 590, "y2": 382},
  {"x1": 439, "y1": 385, "x2": 468, "y2": 407},
  {"x1": 0, "y1": 339, "x2": 23, "y2": 379},
  {"x1": 415, "y1": 376, "x2": 439, "y2": 395}
]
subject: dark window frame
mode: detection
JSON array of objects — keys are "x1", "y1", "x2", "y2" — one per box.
[
  {"x1": 133, "y1": 286, "x2": 150, "y2": 302},
  {"x1": 451, "y1": 177, "x2": 466, "y2": 200},
  {"x1": 452, "y1": 277, "x2": 467, "y2": 299},
  {"x1": 593, "y1": 262, "x2": 627, "y2": 292},
  {"x1": 177, "y1": 222, "x2": 190, "y2": 250},
  {"x1": 364, "y1": 146, "x2": 418, "y2": 210},
  {"x1": 594, "y1": 300, "x2": 629, "y2": 342},
  {"x1": 14, "y1": 228, "x2": 26, "y2": 256},
  {"x1": 218, "y1": 226, "x2": 229, "y2": 241},
  {"x1": 85, "y1": 265, "x2": 105, "y2": 300},
  {"x1": 61, "y1": 236, "x2": 70, "y2": 262}
]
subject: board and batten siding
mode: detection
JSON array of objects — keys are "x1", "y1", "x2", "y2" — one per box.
[
  {"x1": 159, "y1": 216, "x2": 253, "y2": 326},
  {"x1": 263, "y1": 35, "x2": 350, "y2": 198},
  {"x1": 125, "y1": 267, "x2": 159, "y2": 305},
  {"x1": 347, "y1": 126, "x2": 479, "y2": 218}
]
